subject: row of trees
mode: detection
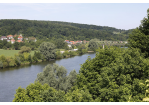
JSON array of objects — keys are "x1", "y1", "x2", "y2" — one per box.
[
  {"x1": 0, "y1": 41, "x2": 90, "y2": 69},
  {"x1": 0, "y1": 46, "x2": 44, "y2": 69}
]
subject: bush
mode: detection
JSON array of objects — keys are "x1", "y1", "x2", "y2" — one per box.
[
  {"x1": 82, "y1": 49, "x2": 87, "y2": 54},
  {"x1": 14, "y1": 55, "x2": 21, "y2": 66},
  {"x1": 56, "y1": 51, "x2": 62, "y2": 59},
  {"x1": 0, "y1": 61, "x2": 3, "y2": 68},
  {"x1": 3, "y1": 62, "x2": 8, "y2": 68},
  {"x1": 23, "y1": 52, "x2": 30, "y2": 61},
  {"x1": 32, "y1": 55, "x2": 38, "y2": 63},
  {"x1": 19, "y1": 46, "x2": 31, "y2": 54},
  {"x1": 9, "y1": 59, "x2": 16, "y2": 67}
]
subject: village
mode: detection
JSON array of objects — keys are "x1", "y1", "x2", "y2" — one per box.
[
  {"x1": 64, "y1": 39, "x2": 128, "y2": 47},
  {"x1": 0, "y1": 34, "x2": 37, "y2": 44}
]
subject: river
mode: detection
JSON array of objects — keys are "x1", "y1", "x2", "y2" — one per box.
[{"x1": 0, "y1": 53, "x2": 96, "y2": 102}]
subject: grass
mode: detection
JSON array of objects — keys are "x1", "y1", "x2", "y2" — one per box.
[{"x1": 0, "y1": 49, "x2": 35, "y2": 57}]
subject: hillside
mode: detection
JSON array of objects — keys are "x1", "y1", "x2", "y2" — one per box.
[{"x1": 0, "y1": 19, "x2": 133, "y2": 41}]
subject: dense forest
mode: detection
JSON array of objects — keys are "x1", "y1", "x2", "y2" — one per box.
[{"x1": 0, "y1": 19, "x2": 132, "y2": 41}]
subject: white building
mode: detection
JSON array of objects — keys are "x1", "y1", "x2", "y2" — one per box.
[
  {"x1": 68, "y1": 44, "x2": 71, "y2": 48},
  {"x1": 0, "y1": 36, "x2": 7, "y2": 40}
]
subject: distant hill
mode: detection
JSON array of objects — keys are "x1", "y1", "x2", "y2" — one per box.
[{"x1": 0, "y1": 19, "x2": 133, "y2": 41}]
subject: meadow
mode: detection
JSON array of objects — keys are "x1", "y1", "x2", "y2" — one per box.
[{"x1": 0, "y1": 49, "x2": 34, "y2": 57}]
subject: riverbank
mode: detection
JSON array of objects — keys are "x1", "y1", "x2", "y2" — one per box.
[
  {"x1": 0, "y1": 49, "x2": 95, "y2": 70},
  {"x1": 88, "y1": 51, "x2": 94, "y2": 52}
]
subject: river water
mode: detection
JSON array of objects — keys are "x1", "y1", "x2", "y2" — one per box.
[{"x1": 0, "y1": 53, "x2": 96, "y2": 102}]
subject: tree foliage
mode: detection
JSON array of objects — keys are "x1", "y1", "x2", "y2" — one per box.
[
  {"x1": 35, "y1": 63, "x2": 77, "y2": 93},
  {"x1": 128, "y1": 8, "x2": 149, "y2": 58},
  {"x1": 88, "y1": 39, "x2": 99, "y2": 51},
  {"x1": 13, "y1": 81, "x2": 65, "y2": 102},
  {"x1": 19, "y1": 46, "x2": 31, "y2": 54},
  {"x1": 73, "y1": 47, "x2": 149, "y2": 102},
  {"x1": 65, "y1": 88, "x2": 93, "y2": 102},
  {"x1": 38, "y1": 42, "x2": 56, "y2": 60}
]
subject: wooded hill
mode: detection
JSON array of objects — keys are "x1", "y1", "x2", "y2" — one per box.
[{"x1": 0, "y1": 19, "x2": 133, "y2": 41}]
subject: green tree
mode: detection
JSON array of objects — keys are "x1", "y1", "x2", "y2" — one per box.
[
  {"x1": 128, "y1": 8, "x2": 149, "y2": 58},
  {"x1": 14, "y1": 54, "x2": 21, "y2": 66},
  {"x1": 19, "y1": 46, "x2": 31, "y2": 54},
  {"x1": 6, "y1": 42, "x2": 12, "y2": 48},
  {"x1": 0, "y1": 43, "x2": 3, "y2": 49},
  {"x1": 54, "y1": 38, "x2": 65, "y2": 49},
  {"x1": 13, "y1": 82, "x2": 50, "y2": 102},
  {"x1": 28, "y1": 54, "x2": 32, "y2": 63},
  {"x1": 143, "y1": 80, "x2": 149, "y2": 102},
  {"x1": 9, "y1": 58, "x2": 16, "y2": 67},
  {"x1": 19, "y1": 54, "x2": 25, "y2": 62},
  {"x1": 88, "y1": 39, "x2": 98, "y2": 51},
  {"x1": 62, "y1": 50, "x2": 69, "y2": 58},
  {"x1": 0, "y1": 55, "x2": 8, "y2": 68},
  {"x1": 77, "y1": 46, "x2": 83, "y2": 55},
  {"x1": 0, "y1": 61, "x2": 3, "y2": 68},
  {"x1": 33, "y1": 51, "x2": 41, "y2": 60},
  {"x1": 2, "y1": 40, "x2": 7, "y2": 46},
  {"x1": 40, "y1": 87, "x2": 66, "y2": 102},
  {"x1": 13, "y1": 42, "x2": 20, "y2": 50},
  {"x1": 73, "y1": 47, "x2": 148, "y2": 102},
  {"x1": 39, "y1": 42, "x2": 56, "y2": 60},
  {"x1": 56, "y1": 50, "x2": 62, "y2": 59},
  {"x1": 23, "y1": 52, "x2": 30, "y2": 61},
  {"x1": 32, "y1": 55, "x2": 38, "y2": 62},
  {"x1": 35, "y1": 63, "x2": 77, "y2": 93},
  {"x1": 65, "y1": 88, "x2": 93, "y2": 102}
]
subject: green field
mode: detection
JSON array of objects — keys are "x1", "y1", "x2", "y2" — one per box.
[{"x1": 0, "y1": 49, "x2": 35, "y2": 57}]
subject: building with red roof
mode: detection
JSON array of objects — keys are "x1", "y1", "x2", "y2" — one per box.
[
  {"x1": 11, "y1": 39, "x2": 15, "y2": 44},
  {"x1": 7, "y1": 35, "x2": 13, "y2": 39},
  {"x1": 17, "y1": 40, "x2": 23, "y2": 43},
  {"x1": 18, "y1": 36, "x2": 23, "y2": 41}
]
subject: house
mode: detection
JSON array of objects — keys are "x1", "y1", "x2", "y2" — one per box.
[
  {"x1": 70, "y1": 41, "x2": 74, "y2": 44},
  {"x1": 74, "y1": 49, "x2": 78, "y2": 51},
  {"x1": 125, "y1": 41, "x2": 128, "y2": 44},
  {"x1": 0, "y1": 36, "x2": 7, "y2": 40},
  {"x1": 17, "y1": 40, "x2": 23, "y2": 43},
  {"x1": 83, "y1": 40, "x2": 87, "y2": 43},
  {"x1": 78, "y1": 40, "x2": 82, "y2": 44},
  {"x1": 65, "y1": 40, "x2": 69, "y2": 43},
  {"x1": 60, "y1": 51, "x2": 65, "y2": 54},
  {"x1": 18, "y1": 35, "x2": 23, "y2": 41},
  {"x1": 7, "y1": 39, "x2": 10, "y2": 42},
  {"x1": 68, "y1": 45, "x2": 71, "y2": 48},
  {"x1": 7, "y1": 35, "x2": 13, "y2": 39},
  {"x1": 11, "y1": 39, "x2": 15, "y2": 44},
  {"x1": 65, "y1": 40, "x2": 69, "y2": 42},
  {"x1": 67, "y1": 42, "x2": 72, "y2": 44}
]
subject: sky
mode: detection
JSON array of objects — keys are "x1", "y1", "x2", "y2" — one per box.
[{"x1": 0, "y1": 1, "x2": 149, "y2": 30}]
